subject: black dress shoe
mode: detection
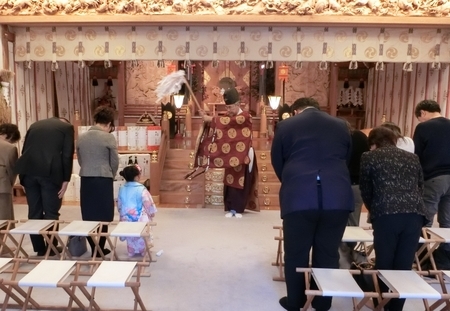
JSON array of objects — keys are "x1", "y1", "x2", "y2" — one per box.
[
  {"x1": 92, "y1": 248, "x2": 111, "y2": 257},
  {"x1": 279, "y1": 296, "x2": 299, "y2": 311},
  {"x1": 37, "y1": 246, "x2": 63, "y2": 257}
]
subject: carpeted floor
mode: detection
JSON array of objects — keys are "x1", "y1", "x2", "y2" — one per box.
[{"x1": 3, "y1": 204, "x2": 440, "y2": 311}]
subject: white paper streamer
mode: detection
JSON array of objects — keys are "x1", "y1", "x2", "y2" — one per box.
[
  {"x1": 25, "y1": 27, "x2": 32, "y2": 69},
  {"x1": 157, "y1": 26, "x2": 164, "y2": 68},
  {"x1": 104, "y1": 27, "x2": 112, "y2": 68},
  {"x1": 266, "y1": 27, "x2": 273, "y2": 69},
  {"x1": 77, "y1": 26, "x2": 85, "y2": 68},
  {"x1": 319, "y1": 27, "x2": 328, "y2": 70},
  {"x1": 295, "y1": 27, "x2": 302, "y2": 70},
  {"x1": 239, "y1": 26, "x2": 246, "y2": 68},
  {"x1": 184, "y1": 26, "x2": 191, "y2": 68},
  {"x1": 432, "y1": 29, "x2": 442, "y2": 70},
  {"x1": 376, "y1": 28, "x2": 385, "y2": 71},
  {"x1": 131, "y1": 26, "x2": 138, "y2": 68},
  {"x1": 349, "y1": 27, "x2": 358, "y2": 70},
  {"x1": 403, "y1": 28, "x2": 413, "y2": 72},
  {"x1": 212, "y1": 26, "x2": 219, "y2": 68},
  {"x1": 51, "y1": 27, "x2": 58, "y2": 71},
  {"x1": 155, "y1": 70, "x2": 186, "y2": 102}
]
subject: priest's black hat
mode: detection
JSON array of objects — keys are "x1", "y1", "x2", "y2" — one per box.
[{"x1": 223, "y1": 88, "x2": 240, "y2": 105}]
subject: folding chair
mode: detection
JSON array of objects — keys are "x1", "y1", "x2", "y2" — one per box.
[
  {"x1": 3, "y1": 220, "x2": 57, "y2": 259},
  {"x1": 375, "y1": 270, "x2": 444, "y2": 311},
  {"x1": 341, "y1": 226, "x2": 374, "y2": 260},
  {"x1": 52, "y1": 220, "x2": 101, "y2": 260},
  {"x1": 0, "y1": 258, "x2": 28, "y2": 311},
  {"x1": 273, "y1": 226, "x2": 374, "y2": 282},
  {"x1": 272, "y1": 225, "x2": 284, "y2": 281},
  {"x1": 0, "y1": 220, "x2": 16, "y2": 257},
  {"x1": 417, "y1": 228, "x2": 450, "y2": 271},
  {"x1": 426, "y1": 270, "x2": 450, "y2": 311},
  {"x1": 297, "y1": 268, "x2": 379, "y2": 310},
  {"x1": 72, "y1": 261, "x2": 148, "y2": 311},
  {"x1": 108, "y1": 221, "x2": 155, "y2": 263},
  {"x1": 2, "y1": 259, "x2": 87, "y2": 311}
]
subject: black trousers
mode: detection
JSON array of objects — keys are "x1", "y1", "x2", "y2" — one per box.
[
  {"x1": 283, "y1": 209, "x2": 349, "y2": 311},
  {"x1": 22, "y1": 175, "x2": 61, "y2": 253},
  {"x1": 372, "y1": 213, "x2": 424, "y2": 311},
  {"x1": 80, "y1": 177, "x2": 114, "y2": 255}
]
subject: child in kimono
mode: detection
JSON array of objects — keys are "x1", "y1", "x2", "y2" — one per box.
[{"x1": 117, "y1": 164, "x2": 157, "y2": 257}]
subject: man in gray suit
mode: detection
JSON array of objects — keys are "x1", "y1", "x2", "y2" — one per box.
[
  {"x1": 15, "y1": 117, "x2": 74, "y2": 256},
  {"x1": 0, "y1": 124, "x2": 21, "y2": 221}
]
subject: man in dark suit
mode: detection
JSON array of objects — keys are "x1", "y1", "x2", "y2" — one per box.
[
  {"x1": 271, "y1": 97, "x2": 354, "y2": 311},
  {"x1": 15, "y1": 117, "x2": 74, "y2": 256}
]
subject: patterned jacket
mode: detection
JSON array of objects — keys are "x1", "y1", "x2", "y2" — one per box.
[{"x1": 359, "y1": 146, "x2": 427, "y2": 221}]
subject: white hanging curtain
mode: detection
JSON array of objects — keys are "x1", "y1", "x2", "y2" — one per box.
[
  {"x1": 366, "y1": 64, "x2": 450, "y2": 137},
  {"x1": 12, "y1": 61, "x2": 90, "y2": 150}
]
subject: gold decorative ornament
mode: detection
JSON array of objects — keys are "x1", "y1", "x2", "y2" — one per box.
[
  {"x1": 189, "y1": 151, "x2": 194, "y2": 158},
  {"x1": 185, "y1": 185, "x2": 191, "y2": 192},
  {"x1": 260, "y1": 153, "x2": 267, "y2": 160},
  {"x1": 261, "y1": 165, "x2": 267, "y2": 172},
  {"x1": 151, "y1": 151, "x2": 158, "y2": 163},
  {"x1": 261, "y1": 176, "x2": 268, "y2": 182},
  {"x1": 264, "y1": 198, "x2": 271, "y2": 206},
  {"x1": 263, "y1": 186, "x2": 270, "y2": 194},
  {"x1": 167, "y1": 111, "x2": 173, "y2": 119},
  {"x1": 188, "y1": 163, "x2": 194, "y2": 169}
]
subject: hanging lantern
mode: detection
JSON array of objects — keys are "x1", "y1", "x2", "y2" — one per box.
[
  {"x1": 278, "y1": 65, "x2": 289, "y2": 81},
  {"x1": 167, "y1": 63, "x2": 177, "y2": 75}
]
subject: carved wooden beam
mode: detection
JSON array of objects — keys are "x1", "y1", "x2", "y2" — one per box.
[{"x1": 1, "y1": 15, "x2": 450, "y2": 28}]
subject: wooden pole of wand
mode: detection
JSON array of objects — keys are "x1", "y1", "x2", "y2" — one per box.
[{"x1": 182, "y1": 76, "x2": 209, "y2": 113}]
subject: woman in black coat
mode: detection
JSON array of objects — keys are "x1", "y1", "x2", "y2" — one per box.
[{"x1": 359, "y1": 126, "x2": 427, "y2": 311}]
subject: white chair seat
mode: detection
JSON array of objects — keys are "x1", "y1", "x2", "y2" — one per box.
[
  {"x1": 378, "y1": 270, "x2": 441, "y2": 299},
  {"x1": 0, "y1": 258, "x2": 13, "y2": 272},
  {"x1": 87, "y1": 261, "x2": 137, "y2": 287},
  {"x1": 342, "y1": 227, "x2": 373, "y2": 243},
  {"x1": 58, "y1": 220, "x2": 100, "y2": 236},
  {"x1": 10, "y1": 220, "x2": 54, "y2": 234},
  {"x1": 427, "y1": 228, "x2": 450, "y2": 242},
  {"x1": 312, "y1": 268, "x2": 365, "y2": 298},
  {"x1": 110, "y1": 222, "x2": 147, "y2": 238},
  {"x1": 19, "y1": 260, "x2": 77, "y2": 288}
]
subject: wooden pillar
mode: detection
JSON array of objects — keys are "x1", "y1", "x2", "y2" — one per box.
[
  {"x1": 117, "y1": 61, "x2": 125, "y2": 126},
  {"x1": 329, "y1": 63, "x2": 339, "y2": 117}
]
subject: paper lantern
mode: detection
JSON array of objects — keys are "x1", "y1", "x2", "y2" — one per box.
[
  {"x1": 278, "y1": 65, "x2": 289, "y2": 81},
  {"x1": 167, "y1": 63, "x2": 177, "y2": 75}
]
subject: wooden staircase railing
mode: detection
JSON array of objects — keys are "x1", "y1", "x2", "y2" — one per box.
[{"x1": 149, "y1": 129, "x2": 169, "y2": 204}]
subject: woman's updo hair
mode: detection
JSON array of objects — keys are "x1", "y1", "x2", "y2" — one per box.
[
  {"x1": 119, "y1": 165, "x2": 140, "y2": 182},
  {"x1": 368, "y1": 126, "x2": 397, "y2": 148},
  {"x1": 93, "y1": 106, "x2": 115, "y2": 125}
]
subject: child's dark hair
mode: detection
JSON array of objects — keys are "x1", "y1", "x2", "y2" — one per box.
[
  {"x1": 119, "y1": 165, "x2": 140, "y2": 182},
  {"x1": 0, "y1": 123, "x2": 20, "y2": 143}
]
